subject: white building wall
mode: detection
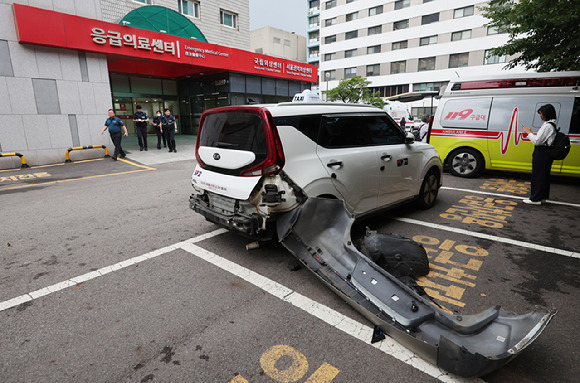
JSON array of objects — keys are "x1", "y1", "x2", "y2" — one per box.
[
  {"x1": 0, "y1": 0, "x2": 111, "y2": 167},
  {"x1": 318, "y1": 0, "x2": 530, "y2": 115},
  {"x1": 250, "y1": 26, "x2": 307, "y2": 62},
  {"x1": 101, "y1": 0, "x2": 250, "y2": 50}
]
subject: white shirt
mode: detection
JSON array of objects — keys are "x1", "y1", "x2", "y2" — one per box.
[
  {"x1": 528, "y1": 119, "x2": 557, "y2": 146},
  {"x1": 419, "y1": 123, "x2": 429, "y2": 143}
]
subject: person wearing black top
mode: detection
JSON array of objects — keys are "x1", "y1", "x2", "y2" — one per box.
[
  {"x1": 133, "y1": 105, "x2": 149, "y2": 151},
  {"x1": 161, "y1": 108, "x2": 177, "y2": 153},
  {"x1": 152, "y1": 110, "x2": 166, "y2": 149}
]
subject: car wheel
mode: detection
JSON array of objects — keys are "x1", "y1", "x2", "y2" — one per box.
[
  {"x1": 448, "y1": 148, "x2": 484, "y2": 178},
  {"x1": 417, "y1": 170, "x2": 439, "y2": 210}
]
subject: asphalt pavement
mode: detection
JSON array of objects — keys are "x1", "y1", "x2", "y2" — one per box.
[{"x1": 0, "y1": 153, "x2": 578, "y2": 383}]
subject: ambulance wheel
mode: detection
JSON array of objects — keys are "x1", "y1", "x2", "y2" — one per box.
[{"x1": 448, "y1": 148, "x2": 484, "y2": 178}]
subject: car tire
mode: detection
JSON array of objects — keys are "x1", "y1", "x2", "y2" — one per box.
[
  {"x1": 417, "y1": 170, "x2": 439, "y2": 210},
  {"x1": 448, "y1": 148, "x2": 484, "y2": 178}
]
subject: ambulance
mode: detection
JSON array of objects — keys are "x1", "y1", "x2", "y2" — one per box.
[{"x1": 430, "y1": 72, "x2": 580, "y2": 177}]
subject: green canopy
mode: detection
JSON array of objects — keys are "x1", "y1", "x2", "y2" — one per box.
[{"x1": 119, "y1": 5, "x2": 208, "y2": 42}]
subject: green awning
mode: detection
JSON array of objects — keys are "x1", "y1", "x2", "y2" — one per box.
[{"x1": 119, "y1": 5, "x2": 207, "y2": 43}]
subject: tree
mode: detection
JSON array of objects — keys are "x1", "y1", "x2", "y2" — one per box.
[
  {"x1": 480, "y1": 0, "x2": 580, "y2": 71},
  {"x1": 324, "y1": 76, "x2": 385, "y2": 108}
]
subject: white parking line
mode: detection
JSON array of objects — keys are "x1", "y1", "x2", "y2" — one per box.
[
  {"x1": 395, "y1": 217, "x2": 580, "y2": 260},
  {"x1": 0, "y1": 228, "x2": 480, "y2": 382},
  {"x1": 442, "y1": 186, "x2": 580, "y2": 208},
  {"x1": 0, "y1": 228, "x2": 229, "y2": 313},
  {"x1": 180, "y1": 242, "x2": 481, "y2": 383}
]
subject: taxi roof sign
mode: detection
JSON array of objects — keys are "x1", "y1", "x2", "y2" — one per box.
[{"x1": 292, "y1": 89, "x2": 320, "y2": 103}]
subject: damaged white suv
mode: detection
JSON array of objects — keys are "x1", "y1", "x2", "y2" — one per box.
[{"x1": 190, "y1": 103, "x2": 442, "y2": 239}]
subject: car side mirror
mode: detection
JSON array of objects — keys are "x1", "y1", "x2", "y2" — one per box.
[{"x1": 405, "y1": 132, "x2": 415, "y2": 144}]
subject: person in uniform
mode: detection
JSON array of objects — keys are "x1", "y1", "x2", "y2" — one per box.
[
  {"x1": 101, "y1": 109, "x2": 128, "y2": 160},
  {"x1": 133, "y1": 105, "x2": 149, "y2": 151},
  {"x1": 152, "y1": 110, "x2": 166, "y2": 150},
  {"x1": 522, "y1": 104, "x2": 558, "y2": 205},
  {"x1": 161, "y1": 108, "x2": 177, "y2": 153}
]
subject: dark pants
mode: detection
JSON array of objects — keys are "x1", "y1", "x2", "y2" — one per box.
[
  {"x1": 136, "y1": 125, "x2": 147, "y2": 149},
  {"x1": 155, "y1": 126, "x2": 166, "y2": 148},
  {"x1": 110, "y1": 131, "x2": 125, "y2": 159},
  {"x1": 530, "y1": 146, "x2": 553, "y2": 201},
  {"x1": 164, "y1": 128, "x2": 176, "y2": 151}
]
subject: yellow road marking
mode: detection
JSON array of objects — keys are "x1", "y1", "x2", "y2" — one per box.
[
  {"x1": 0, "y1": 167, "x2": 155, "y2": 191},
  {"x1": 119, "y1": 158, "x2": 156, "y2": 171},
  {"x1": 229, "y1": 376, "x2": 249, "y2": 383},
  {"x1": 260, "y1": 345, "x2": 309, "y2": 383},
  {"x1": 305, "y1": 362, "x2": 340, "y2": 383}
]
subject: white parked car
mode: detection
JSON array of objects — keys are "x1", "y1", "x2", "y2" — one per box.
[{"x1": 190, "y1": 103, "x2": 442, "y2": 239}]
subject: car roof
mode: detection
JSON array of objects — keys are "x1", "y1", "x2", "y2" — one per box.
[{"x1": 248, "y1": 102, "x2": 385, "y2": 117}]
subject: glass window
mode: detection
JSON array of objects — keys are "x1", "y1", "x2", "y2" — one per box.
[
  {"x1": 318, "y1": 115, "x2": 404, "y2": 148},
  {"x1": 449, "y1": 53, "x2": 469, "y2": 68},
  {"x1": 344, "y1": 48, "x2": 357, "y2": 58},
  {"x1": 345, "y1": 30, "x2": 358, "y2": 40},
  {"x1": 283, "y1": 39, "x2": 291, "y2": 47},
  {"x1": 324, "y1": 70, "x2": 336, "y2": 81},
  {"x1": 325, "y1": 35, "x2": 336, "y2": 44},
  {"x1": 487, "y1": 26, "x2": 506, "y2": 35},
  {"x1": 391, "y1": 61, "x2": 406, "y2": 74},
  {"x1": 418, "y1": 57, "x2": 436, "y2": 71},
  {"x1": 484, "y1": 50, "x2": 506, "y2": 65},
  {"x1": 395, "y1": 0, "x2": 411, "y2": 10},
  {"x1": 392, "y1": 40, "x2": 408, "y2": 50},
  {"x1": 369, "y1": 5, "x2": 383, "y2": 16},
  {"x1": 309, "y1": 15, "x2": 320, "y2": 27},
  {"x1": 346, "y1": 12, "x2": 358, "y2": 22},
  {"x1": 422, "y1": 13, "x2": 439, "y2": 25},
  {"x1": 454, "y1": 6, "x2": 474, "y2": 19},
  {"x1": 344, "y1": 67, "x2": 357, "y2": 79},
  {"x1": 451, "y1": 30, "x2": 472, "y2": 41},
  {"x1": 367, "y1": 45, "x2": 381, "y2": 54},
  {"x1": 325, "y1": 0, "x2": 336, "y2": 10},
  {"x1": 220, "y1": 10, "x2": 237, "y2": 28},
  {"x1": 570, "y1": 97, "x2": 580, "y2": 134},
  {"x1": 310, "y1": 0, "x2": 320, "y2": 8},
  {"x1": 413, "y1": 81, "x2": 448, "y2": 92},
  {"x1": 366, "y1": 64, "x2": 380, "y2": 77},
  {"x1": 419, "y1": 35, "x2": 438, "y2": 46},
  {"x1": 368, "y1": 25, "x2": 382, "y2": 35},
  {"x1": 273, "y1": 115, "x2": 321, "y2": 142},
  {"x1": 273, "y1": 37, "x2": 281, "y2": 44},
  {"x1": 325, "y1": 17, "x2": 337, "y2": 27},
  {"x1": 324, "y1": 53, "x2": 336, "y2": 61},
  {"x1": 178, "y1": 0, "x2": 199, "y2": 18},
  {"x1": 393, "y1": 19, "x2": 409, "y2": 30}
]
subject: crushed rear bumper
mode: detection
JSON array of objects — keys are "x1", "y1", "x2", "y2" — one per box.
[{"x1": 276, "y1": 198, "x2": 556, "y2": 378}]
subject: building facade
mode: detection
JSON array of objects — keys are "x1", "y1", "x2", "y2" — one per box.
[
  {"x1": 251, "y1": 26, "x2": 307, "y2": 63},
  {"x1": 317, "y1": 0, "x2": 525, "y2": 117},
  {"x1": 0, "y1": 0, "x2": 315, "y2": 167},
  {"x1": 307, "y1": 0, "x2": 321, "y2": 66}
]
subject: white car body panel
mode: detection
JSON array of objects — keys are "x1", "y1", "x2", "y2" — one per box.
[
  {"x1": 192, "y1": 164, "x2": 260, "y2": 200},
  {"x1": 198, "y1": 146, "x2": 256, "y2": 170}
]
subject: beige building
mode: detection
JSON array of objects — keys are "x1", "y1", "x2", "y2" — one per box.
[{"x1": 251, "y1": 26, "x2": 307, "y2": 62}]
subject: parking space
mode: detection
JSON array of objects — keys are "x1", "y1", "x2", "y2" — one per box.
[
  {"x1": 0, "y1": 159, "x2": 578, "y2": 383},
  {"x1": 0, "y1": 158, "x2": 155, "y2": 193}
]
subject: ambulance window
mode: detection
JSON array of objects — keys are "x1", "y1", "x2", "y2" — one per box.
[
  {"x1": 532, "y1": 102, "x2": 561, "y2": 128},
  {"x1": 439, "y1": 98, "x2": 491, "y2": 129},
  {"x1": 570, "y1": 98, "x2": 580, "y2": 134}
]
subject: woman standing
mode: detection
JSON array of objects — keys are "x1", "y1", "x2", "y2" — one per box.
[{"x1": 521, "y1": 104, "x2": 558, "y2": 205}]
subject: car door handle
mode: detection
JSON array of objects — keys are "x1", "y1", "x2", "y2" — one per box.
[
  {"x1": 380, "y1": 154, "x2": 392, "y2": 161},
  {"x1": 327, "y1": 160, "x2": 343, "y2": 168}
]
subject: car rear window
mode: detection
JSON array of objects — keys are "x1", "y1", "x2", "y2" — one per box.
[
  {"x1": 273, "y1": 115, "x2": 321, "y2": 142},
  {"x1": 199, "y1": 112, "x2": 267, "y2": 158}
]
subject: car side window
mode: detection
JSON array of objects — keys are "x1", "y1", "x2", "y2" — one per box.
[
  {"x1": 318, "y1": 115, "x2": 373, "y2": 148},
  {"x1": 273, "y1": 115, "x2": 321, "y2": 142},
  {"x1": 364, "y1": 115, "x2": 406, "y2": 145}
]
